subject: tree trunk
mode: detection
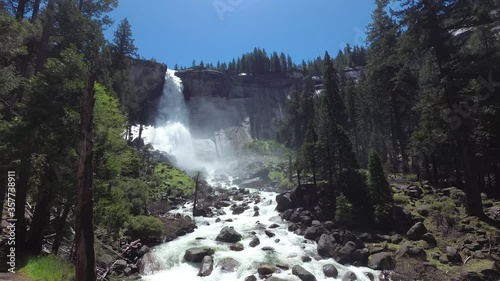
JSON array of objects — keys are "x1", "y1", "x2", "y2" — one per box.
[
  {"x1": 15, "y1": 0, "x2": 29, "y2": 20},
  {"x1": 35, "y1": 0, "x2": 56, "y2": 72},
  {"x1": 15, "y1": 151, "x2": 31, "y2": 257},
  {"x1": 26, "y1": 168, "x2": 55, "y2": 255},
  {"x1": 432, "y1": 153, "x2": 439, "y2": 183},
  {"x1": 75, "y1": 69, "x2": 97, "y2": 281},
  {"x1": 192, "y1": 172, "x2": 200, "y2": 217},
  {"x1": 52, "y1": 203, "x2": 72, "y2": 254},
  {"x1": 460, "y1": 130, "x2": 484, "y2": 217},
  {"x1": 31, "y1": 0, "x2": 42, "y2": 20}
]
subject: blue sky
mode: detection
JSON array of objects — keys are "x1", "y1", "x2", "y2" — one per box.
[{"x1": 104, "y1": 0, "x2": 376, "y2": 68}]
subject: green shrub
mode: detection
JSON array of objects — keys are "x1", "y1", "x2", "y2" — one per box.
[
  {"x1": 127, "y1": 215, "x2": 164, "y2": 239},
  {"x1": 336, "y1": 193, "x2": 353, "y2": 228},
  {"x1": 449, "y1": 188, "x2": 466, "y2": 206},
  {"x1": 20, "y1": 255, "x2": 75, "y2": 281},
  {"x1": 393, "y1": 193, "x2": 411, "y2": 204},
  {"x1": 430, "y1": 197, "x2": 458, "y2": 215},
  {"x1": 101, "y1": 202, "x2": 131, "y2": 238}
]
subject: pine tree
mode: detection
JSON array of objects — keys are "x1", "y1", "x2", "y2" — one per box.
[
  {"x1": 112, "y1": 18, "x2": 138, "y2": 67},
  {"x1": 368, "y1": 151, "x2": 393, "y2": 225},
  {"x1": 335, "y1": 193, "x2": 353, "y2": 231}
]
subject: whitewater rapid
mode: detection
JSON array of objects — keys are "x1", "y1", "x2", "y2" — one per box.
[
  {"x1": 141, "y1": 189, "x2": 379, "y2": 281},
  {"x1": 138, "y1": 69, "x2": 379, "y2": 281}
]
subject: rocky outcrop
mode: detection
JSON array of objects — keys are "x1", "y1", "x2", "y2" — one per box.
[{"x1": 127, "y1": 58, "x2": 167, "y2": 125}]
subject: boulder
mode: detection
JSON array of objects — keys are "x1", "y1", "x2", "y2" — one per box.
[
  {"x1": 322, "y1": 264, "x2": 338, "y2": 278},
  {"x1": 232, "y1": 205, "x2": 249, "y2": 215},
  {"x1": 138, "y1": 245, "x2": 150, "y2": 257},
  {"x1": 341, "y1": 271, "x2": 357, "y2": 281},
  {"x1": 230, "y1": 243, "x2": 244, "y2": 251},
  {"x1": 184, "y1": 247, "x2": 215, "y2": 263},
  {"x1": 276, "y1": 192, "x2": 293, "y2": 212},
  {"x1": 218, "y1": 257, "x2": 240, "y2": 272},
  {"x1": 257, "y1": 264, "x2": 275, "y2": 275},
  {"x1": 352, "y1": 248, "x2": 369, "y2": 265},
  {"x1": 390, "y1": 234, "x2": 403, "y2": 244},
  {"x1": 269, "y1": 223, "x2": 280, "y2": 229},
  {"x1": 249, "y1": 236, "x2": 260, "y2": 247},
  {"x1": 262, "y1": 246, "x2": 275, "y2": 252},
  {"x1": 337, "y1": 241, "x2": 357, "y2": 264},
  {"x1": 369, "y1": 252, "x2": 395, "y2": 270},
  {"x1": 406, "y1": 222, "x2": 427, "y2": 240},
  {"x1": 216, "y1": 226, "x2": 242, "y2": 243},
  {"x1": 318, "y1": 234, "x2": 336, "y2": 257},
  {"x1": 302, "y1": 256, "x2": 312, "y2": 262},
  {"x1": 197, "y1": 256, "x2": 214, "y2": 276},
  {"x1": 304, "y1": 226, "x2": 323, "y2": 241},
  {"x1": 292, "y1": 265, "x2": 317, "y2": 281},
  {"x1": 398, "y1": 245, "x2": 427, "y2": 261},
  {"x1": 115, "y1": 259, "x2": 127, "y2": 271},
  {"x1": 392, "y1": 206, "x2": 413, "y2": 226},
  {"x1": 265, "y1": 230, "x2": 276, "y2": 238},
  {"x1": 324, "y1": 221, "x2": 336, "y2": 230},
  {"x1": 244, "y1": 275, "x2": 257, "y2": 281},
  {"x1": 282, "y1": 209, "x2": 294, "y2": 220},
  {"x1": 422, "y1": 233, "x2": 437, "y2": 247},
  {"x1": 446, "y1": 246, "x2": 462, "y2": 264}
]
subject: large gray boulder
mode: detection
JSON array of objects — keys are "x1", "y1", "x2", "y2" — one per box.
[
  {"x1": 318, "y1": 234, "x2": 337, "y2": 257},
  {"x1": 184, "y1": 247, "x2": 215, "y2": 263},
  {"x1": 304, "y1": 226, "x2": 323, "y2": 241},
  {"x1": 292, "y1": 265, "x2": 317, "y2": 281},
  {"x1": 369, "y1": 252, "x2": 396, "y2": 270},
  {"x1": 218, "y1": 257, "x2": 240, "y2": 272},
  {"x1": 215, "y1": 226, "x2": 242, "y2": 243},
  {"x1": 197, "y1": 256, "x2": 214, "y2": 276},
  {"x1": 276, "y1": 192, "x2": 293, "y2": 212},
  {"x1": 337, "y1": 241, "x2": 357, "y2": 264},
  {"x1": 322, "y1": 264, "x2": 338, "y2": 278},
  {"x1": 406, "y1": 222, "x2": 427, "y2": 240}
]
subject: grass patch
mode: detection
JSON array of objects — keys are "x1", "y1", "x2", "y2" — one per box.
[
  {"x1": 20, "y1": 255, "x2": 75, "y2": 281},
  {"x1": 153, "y1": 163, "x2": 195, "y2": 197},
  {"x1": 393, "y1": 193, "x2": 411, "y2": 205}
]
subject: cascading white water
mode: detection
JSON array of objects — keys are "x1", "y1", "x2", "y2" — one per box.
[
  {"x1": 152, "y1": 69, "x2": 214, "y2": 172},
  {"x1": 142, "y1": 69, "x2": 380, "y2": 281},
  {"x1": 142, "y1": 191, "x2": 379, "y2": 281}
]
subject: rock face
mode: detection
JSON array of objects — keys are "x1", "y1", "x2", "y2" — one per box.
[
  {"x1": 127, "y1": 58, "x2": 167, "y2": 125},
  {"x1": 292, "y1": 265, "x2": 317, "y2": 281},
  {"x1": 216, "y1": 226, "x2": 242, "y2": 243},
  {"x1": 176, "y1": 69, "x2": 303, "y2": 140}
]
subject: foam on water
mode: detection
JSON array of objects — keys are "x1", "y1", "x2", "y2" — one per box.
[{"x1": 142, "y1": 191, "x2": 379, "y2": 281}]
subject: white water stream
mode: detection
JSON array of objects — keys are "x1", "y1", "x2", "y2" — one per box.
[{"x1": 139, "y1": 69, "x2": 380, "y2": 281}]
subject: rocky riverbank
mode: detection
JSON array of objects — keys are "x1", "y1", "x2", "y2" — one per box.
[{"x1": 275, "y1": 181, "x2": 500, "y2": 281}]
